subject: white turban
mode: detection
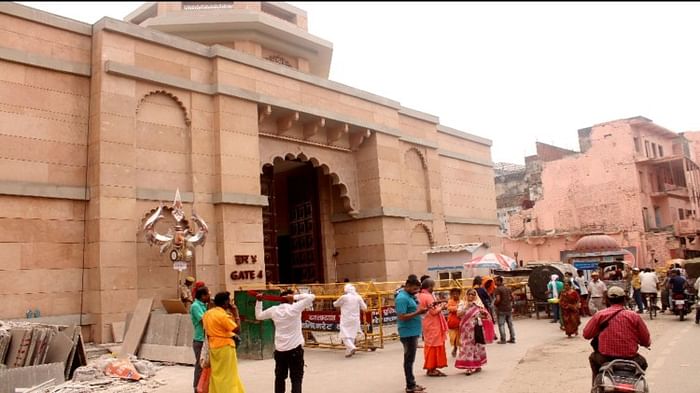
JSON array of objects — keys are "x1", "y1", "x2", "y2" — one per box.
[{"x1": 344, "y1": 284, "x2": 356, "y2": 295}]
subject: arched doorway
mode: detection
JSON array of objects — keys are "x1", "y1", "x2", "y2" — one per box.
[{"x1": 261, "y1": 159, "x2": 325, "y2": 284}]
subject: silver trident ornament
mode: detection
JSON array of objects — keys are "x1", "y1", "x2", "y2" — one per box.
[{"x1": 142, "y1": 189, "x2": 209, "y2": 271}]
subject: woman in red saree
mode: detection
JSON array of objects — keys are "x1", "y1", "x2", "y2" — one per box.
[
  {"x1": 455, "y1": 288, "x2": 490, "y2": 375},
  {"x1": 559, "y1": 280, "x2": 581, "y2": 337}
]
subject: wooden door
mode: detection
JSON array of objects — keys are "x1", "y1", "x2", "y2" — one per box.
[{"x1": 260, "y1": 166, "x2": 279, "y2": 284}]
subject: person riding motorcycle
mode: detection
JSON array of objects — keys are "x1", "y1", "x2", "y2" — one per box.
[
  {"x1": 668, "y1": 269, "x2": 688, "y2": 313},
  {"x1": 583, "y1": 286, "x2": 651, "y2": 385}
]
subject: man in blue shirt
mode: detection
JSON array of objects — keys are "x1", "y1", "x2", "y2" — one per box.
[
  {"x1": 668, "y1": 269, "x2": 687, "y2": 294},
  {"x1": 189, "y1": 286, "x2": 210, "y2": 393},
  {"x1": 396, "y1": 276, "x2": 429, "y2": 393}
]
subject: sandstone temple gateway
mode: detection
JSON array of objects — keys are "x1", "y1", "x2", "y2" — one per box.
[{"x1": 0, "y1": 2, "x2": 497, "y2": 341}]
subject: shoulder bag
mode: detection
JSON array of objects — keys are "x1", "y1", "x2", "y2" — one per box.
[
  {"x1": 590, "y1": 308, "x2": 624, "y2": 352},
  {"x1": 474, "y1": 316, "x2": 486, "y2": 345}
]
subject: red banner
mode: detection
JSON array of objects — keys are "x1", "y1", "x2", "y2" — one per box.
[{"x1": 301, "y1": 310, "x2": 341, "y2": 331}]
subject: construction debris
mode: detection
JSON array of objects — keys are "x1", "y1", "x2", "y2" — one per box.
[
  {"x1": 2, "y1": 296, "x2": 190, "y2": 393},
  {"x1": 0, "y1": 321, "x2": 87, "y2": 393},
  {"x1": 29, "y1": 356, "x2": 166, "y2": 393},
  {"x1": 119, "y1": 298, "x2": 153, "y2": 359}
]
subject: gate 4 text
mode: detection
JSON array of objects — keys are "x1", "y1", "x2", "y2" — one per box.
[{"x1": 230, "y1": 270, "x2": 263, "y2": 280}]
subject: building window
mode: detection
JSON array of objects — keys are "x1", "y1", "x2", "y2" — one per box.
[
  {"x1": 642, "y1": 207, "x2": 649, "y2": 230},
  {"x1": 645, "y1": 141, "x2": 650, "y2": 157},
  {"x1": 654, "y1": 206, "x2": 662, "y2": 227},
  {"x1": 651, "y1": 142, "x2": 657, "y2": 158},
  {"x1": 639, "y1": 171, "x2": 645, "y2": 192},
  {"x1": 658, "y1": 145, "x2": 664, "y2": 157},
  {"x1": 634, "y1": 137, "x2": 641, "y2": 152},
  {"x1": 679, "y1": 208, "x2": 685, "y2": 220},
  {"x1": 438, "y1": 271, "x2": 462, "y2": 282}
]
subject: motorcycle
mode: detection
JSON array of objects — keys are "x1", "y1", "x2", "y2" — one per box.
[
  {"x1": 671, "y1": 291, "x2": 696, "y2": 321},
  {"x1": 591, "y1": 359, "x2": 648, "y2": 393}
]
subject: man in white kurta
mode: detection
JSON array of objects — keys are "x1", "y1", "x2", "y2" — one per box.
[{"x1": 333, "y1": 284, "x2": 368, "y2": 357}]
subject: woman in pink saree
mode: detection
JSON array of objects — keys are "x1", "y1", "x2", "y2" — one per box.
[{"x1": 455, "y1": 288, "x2": 490, "y2": 375}]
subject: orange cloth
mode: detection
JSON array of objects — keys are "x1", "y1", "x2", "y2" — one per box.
[
  {"x1": 417, "y1": 291, "x2": 448, "y2": 347},
  {"x1": 483, "y1": 276, "x2": 496, "y2": 295},
  {"x1": 203, "y1": 307, "x2": 237, "y2": 349},
  {"x1": 423, "y1": 345, "x2": 448, "y2": 370}
]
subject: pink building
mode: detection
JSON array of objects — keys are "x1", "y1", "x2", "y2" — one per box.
[{"x1": 501, "y1": 116, "x2": 700, "y2": 267}]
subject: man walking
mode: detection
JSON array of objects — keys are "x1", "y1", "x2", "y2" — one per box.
[
  {"x1": 189, "y1": 286, "x2": 209, "y2": 393},
  {"x1": 255, "y1": 289, "x2": 315, "y2": 393},
  {"x1": 640, "y1": 268, "x2": 658, "y2": 311},
  {"x1": 396, "y1": 276, "x2": 429, "y2": 392},
  {"x1": 587, "y1": 272, "x2": 607, "y2": 314},
  {"x1": 494, "y1": 276, "x2": 515, "y2": 344},
  {"x1": 575, "y1": 270, "x2": 590, "y2": 316},
  {"x1": 333, "y1": 283, "x2": 368, "y2": 358},
  {"x1": 630, "y1": 268, "x2": 644, "y2": 313}
]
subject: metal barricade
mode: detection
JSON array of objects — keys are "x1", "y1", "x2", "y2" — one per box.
[{"x1": 232, "y1": 280, "x2": 479, "y2": 353}]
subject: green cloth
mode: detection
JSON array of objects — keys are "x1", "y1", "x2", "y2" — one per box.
[
  {"x1": 547, "y1": 281, "x2": 564, "y2": 299},
  {"x1": 190, "y1": 299, "x2": 207, "y2": 342}
]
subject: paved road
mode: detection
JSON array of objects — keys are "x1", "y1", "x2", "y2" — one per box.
[{"x1": 153, "y1": 312, "x2": 700, "y2": 393}]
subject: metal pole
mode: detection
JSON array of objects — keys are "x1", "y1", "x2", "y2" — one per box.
[{"x1": 378, "y1": 293, "x2": 384, "y2": 349}]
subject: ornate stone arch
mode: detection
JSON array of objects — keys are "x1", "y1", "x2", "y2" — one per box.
[
  {"x1": 136, "y1": 90, "x2": 191, "y2": 126},
  {"x1": 134, "y1": 89, "x2": 193, "y2": 193},
  {"x1": 412, "y1": 222, "x2": 435, "y2": 247},
  {"x1": 405, "y1": 147, "x2": 428, "y2": 169},
  {"x1": 261, "y1": 151, "x2": 358, "y2": 215},
  {"x1": 403, "y1": 148, "x2": 431, "y2": 212}
]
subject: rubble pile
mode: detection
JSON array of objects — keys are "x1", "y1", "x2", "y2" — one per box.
[{"x1": 31, "y1": 355, "x2": 166, "y2": 393}]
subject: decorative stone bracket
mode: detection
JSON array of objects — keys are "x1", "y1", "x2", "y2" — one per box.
[{"x1": 258, "y1": 104, "x2": 372, "y2": 151}]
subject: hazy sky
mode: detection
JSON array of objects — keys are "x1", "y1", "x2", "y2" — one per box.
[{"x1": 18, "y1": 1, "x2": 700, "y2": 164}]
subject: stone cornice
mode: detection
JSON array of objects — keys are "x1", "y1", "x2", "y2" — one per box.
[
  {"x1": 398, "y1": 135, "x2": 439, "y2": 150},
  {"x1": 331, "y1": 208, "x2": 433, "y2": 223},
  {"x1": 0, "y1": 2, "x2": 92, "y2": 36},
  {"x1": 444, "y1": 216, "x2": 500, "y2": 226},
  {"x1": 331, "y1": 208, "x2": 498, "y2": 226},
  {"x1": 0, "y1": 182, "x2": 268, "y2": 207},
  {"x1": 398, "y1": 107, "x2": 439, "y2": 124},
  {"x1": 136, "y1": 188, "x2": 194, "y2": 203},
  {"x1": 437, "y1": 149, "x2": 493, "y2": 168},
  {"x1": 0, "y1": 181, "x2": 89, "y2": 201},
  {"x1": 0, "y1": 46, "x2": 91, "y2": 76},
  {"x1": 211, "y1": 192, "x2": 268, "y2": 207},
  {"x1": 136, "y1": 189, "x2": 268, "y2": 207},
  {"x1": 437, "y1": 124, "x2": 493, "y2": 147}
]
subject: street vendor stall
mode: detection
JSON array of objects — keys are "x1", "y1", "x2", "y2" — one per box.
[{"x1": 562, "y1": 235, "x2": 635, "y2": 283}]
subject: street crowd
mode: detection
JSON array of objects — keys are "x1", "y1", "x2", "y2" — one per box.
[{"x1": 175, "y1": 263, "x2": 698, "y2": 393}]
